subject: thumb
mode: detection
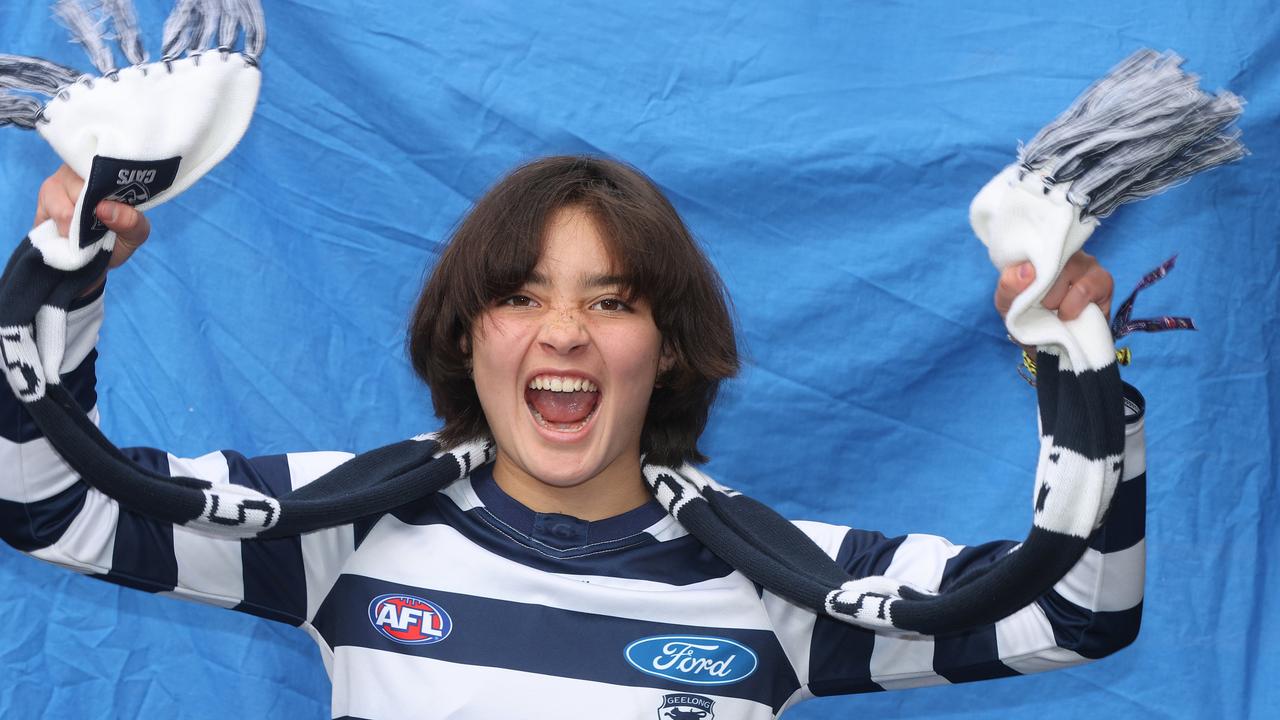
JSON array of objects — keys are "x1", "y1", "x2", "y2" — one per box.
[
  {"x1": 95, "y1": 201, "x2": 151, "y2": 268},
  {"x1": 995, "y1": 261, "x2": 1036, "y2": 317}
]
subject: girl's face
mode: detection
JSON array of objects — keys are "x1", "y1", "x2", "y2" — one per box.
[{"x1": 470, "y1": 206, "x2": 667, "y2": 511}]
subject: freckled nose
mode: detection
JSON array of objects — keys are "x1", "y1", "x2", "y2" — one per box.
[{"x1": 539, "y1": 306, "x2": 589, "y2": 354}]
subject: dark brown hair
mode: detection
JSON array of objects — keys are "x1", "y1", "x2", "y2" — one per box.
[{"x1": 408, "y1": 155, "x2": 739, "y2": 466}]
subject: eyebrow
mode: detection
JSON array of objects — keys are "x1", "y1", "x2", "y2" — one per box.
[{"x1": 525, "y1": 271, "x2": 627, "y2": 289}]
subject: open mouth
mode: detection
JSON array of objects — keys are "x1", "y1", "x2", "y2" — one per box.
[{"x1": 525, "y1": 374, "x2": 601, "y2": 433}]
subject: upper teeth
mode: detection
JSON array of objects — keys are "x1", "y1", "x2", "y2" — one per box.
[{"x1": 528, "y1": 375, "x2": 598, "y2": 392}]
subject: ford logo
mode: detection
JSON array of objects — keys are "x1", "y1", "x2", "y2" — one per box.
[
  {"x1": 624, "y1": 635, "x2": 757, "y2": 685},
  {"x1": 368, "y1": 593, "x2": 453, "y2": 645}
]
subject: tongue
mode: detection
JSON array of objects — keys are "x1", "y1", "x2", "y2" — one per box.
[{"x1": 527, "y1": 389, "x2": 598, "y2": 424}]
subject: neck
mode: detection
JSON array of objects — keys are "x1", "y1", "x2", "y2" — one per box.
[{"x1": 491, "y1": 450, "x2": 651, "y2": 522}]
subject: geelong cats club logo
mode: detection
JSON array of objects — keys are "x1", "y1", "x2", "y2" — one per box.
[
  {"x1": 368, "y1": 593, "x2": 453, "y2": 645},
  {"x1": 625, "y1": 635, "x2": 757, "y2": 685},
  {"x1": 657, "y1": 693, "x2": 716, "y2": 719}
]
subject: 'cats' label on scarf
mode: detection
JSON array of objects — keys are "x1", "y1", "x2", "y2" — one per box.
[{"x1": 79, "y1": 155, "x2": 181, "y2": 248}]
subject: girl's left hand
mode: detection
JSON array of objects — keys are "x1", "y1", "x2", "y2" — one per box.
[{"x1": 994, "y1": 250, "x2": 1114, "y2": 322}]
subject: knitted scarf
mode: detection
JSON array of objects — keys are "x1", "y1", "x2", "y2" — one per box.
[{"x1": 0, "y1": 5, "x2": 1246, "y2": 636}]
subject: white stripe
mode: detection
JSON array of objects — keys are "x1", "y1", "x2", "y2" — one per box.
[
  {"x1": 641, "y1": 513, "x2": 686, "y2": 541},
  {"x1": 439, "y1": 474, "x2": 483, "y2": 512},
  {"x1": 1123, "y1": 416, "x2": 1146, "y2": 481},
  {"x1": 167, "y1": 452, "x2": 243, "y2": 606},
  {"x1": 763, "y1": 589, "x2": 816, "y2": 688},
  {"x1": 287, "y1": 451, "x2": 357, "y2": 622},
  {"x1": 1, "y1": 404, "x2": 98, "y2": 503},
  {"x1": 62, "y1": 292, "x2": 105, "y2": 373},
  {"x1": 28, "y1": 485, "x2": 119, "y2": 573},
  {"x1": 1053, "y1": 539, "x2": 1145, "y2": 612},
  {"x1": 332, "y1": 646, "x2": 775, "y2": 720},
  {"x1": 769, "y1": 519, "x2": 851, "y2": 688},
  {"x1": 1, "y1": 435, "x2": 78, "y2": 502},
  {"x1": 34, "y1": 305, "x2": 68, "y2": 382},
  {"x1": 869, "y1": 534, "x2": 963, "y2": 689},
  {"x1": 347, "y1": 515, "x2": 772, "y2": 630},
  {"x1": 300, "y1": 622, "x2": 335, "y2": 680},
  {"x1": 285, "y1": 450, "x2": 354, "y2": 491},
  {"x1": 995, "y1": 601, "x2": 1089, "y2": 674}
]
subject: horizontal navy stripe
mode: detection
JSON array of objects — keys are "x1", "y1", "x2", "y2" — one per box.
[
  {"x1": 807, "y1": 529, "x2": 904, "y2": 696},
  {"x1": 392, "y1": 492, "x2": 738, "y2": 587},
  {"x1": 0, "y1": 348, "x2": 98, "y2": 444},
  {"x1": 227, "y1": 451, "x2": 307, "y2": 625},
  {"x1": 933, "y1": 543, "x2": 1022, "y2": 682},
  {"x1": 941, "y1": 540, "x2": 1019, "y2": 591},
  {"x1": 0, "y1": 479, "x2": 89, "y2": 552},
  {"x1": 934, "y1": 627, "x2": 1020, "y2": 683},
  {"x1": 1038, "y1": 590, "x2": 1142, "y2": 659},
  {"x1": 1089, "y1": 471, "x2": 1145, "y2": 553},
  {"x1": 314, "y1": 573, "x2": 800, "y2": 712},
  {"x1": 103, "y1": 446, "x2": 177, "y2": 592}
]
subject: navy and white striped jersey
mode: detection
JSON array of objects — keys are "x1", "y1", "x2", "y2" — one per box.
[{"x1": 0, "y1": 293, "x2": 1147, "y2": 719}]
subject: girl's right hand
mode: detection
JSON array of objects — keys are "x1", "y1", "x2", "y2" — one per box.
[{"x1": 34, "y1": 164, "x2": 151, "y2": 292}]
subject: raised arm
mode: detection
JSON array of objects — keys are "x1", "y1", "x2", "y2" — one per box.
[
  {"x1": 1, "y1": 167, "x2": 359, "y2": 628},
  {"x1": 770, "y1": 385, "x2": 1144, "y2": 700},
  {"x1": 763, "y1": 252, "x2": 1140, "y2": 706}
]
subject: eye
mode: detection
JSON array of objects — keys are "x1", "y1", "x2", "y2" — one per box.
[
  {"x1": 499, "y1": 294, "x2": 538, "y2": 308},
  {"x1": 591, "y1": 297, "x2": 632, "y2": 313}
]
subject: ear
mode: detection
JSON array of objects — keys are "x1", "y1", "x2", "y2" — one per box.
[{"x1": 656, "y1": 341, "x2": 677, "y2": 385}]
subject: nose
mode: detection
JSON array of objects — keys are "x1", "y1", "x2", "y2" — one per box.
[{"x1": 537, "y1": 305, "x2": 590, "y2": 355}]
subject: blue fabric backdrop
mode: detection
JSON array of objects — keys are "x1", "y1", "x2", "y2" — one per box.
[{"x1": 1, "y1": 0, "x2": 1275, "y2": 717}]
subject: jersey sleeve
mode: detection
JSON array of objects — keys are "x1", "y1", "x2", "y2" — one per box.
[
  {"x1": 766, "y1": 383, "x2": 1147, "y2": 703},
  {"x1": 0, "y1": 288, "x2": 358, "y2": 628}
]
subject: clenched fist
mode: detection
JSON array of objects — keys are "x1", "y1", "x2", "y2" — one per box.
[
  {"x1": 34, "y1": 164, "x2": 151, "y2": 294},
  {"x1": 994, "y1": 251, "x2": 1114, "y2": 323}
]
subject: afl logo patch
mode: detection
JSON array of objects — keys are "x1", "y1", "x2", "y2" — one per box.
[{"x1": 368, "y1": 593, "x2": 453, "y2": 645}]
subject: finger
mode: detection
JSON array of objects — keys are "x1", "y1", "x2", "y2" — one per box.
[
  {"x1": 1039, "y1": 253, "x2": 1090, "y2": 311},
  {"x1": 33, "y1": 184, "x2": 50, "y2": 228},
  {"x1": 38, "y1": 176, "x2": 77, "y2": 237},
  {"x1": 1056, "y1": 281, "x2": 1094, "y2": 321},
  {"x1": 994, "y1": 262, "x2": 1035, "y2": 316},
  {"x1": 54, "y1": 163, "x2": 85, "y2": 196},
  {"x1": 1081, "y1": 263, "x2": 1114, "y2": 320}
]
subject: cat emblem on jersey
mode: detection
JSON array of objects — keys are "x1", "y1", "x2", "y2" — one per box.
[
  {"x1": 657, "y1": 693, "x2": 717, "y2": 719},
  {"x1": 368, "y1": 593, "x2": 453, "y2": 645}
]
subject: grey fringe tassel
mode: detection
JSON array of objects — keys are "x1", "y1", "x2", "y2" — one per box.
[
  {"x1": 0, "y1": 54, "x2": 84, "y2": 129},
  {"x1": 2, "y1": 0, "x2": 267, "y2": 132},
  {"x1": 1018, "y1": 49, "x2": 1247, "y2": 218},
  {"x1": 0, "y1": 54, "x2": 83, "y2": 94},
  {"x1": 162, "y1": 0, "x2": 265, "y2": 61},
  {"x1": 228, "y1": 0, "x2": 267, "y2": 59},
  {"x1": 103, "y1": 0, "x2": 148, "y2": 66},
  {"x1": 0, "y1": 92, "x2": 44, "y2": 129},
  {"x1": 53, "y1": 0, "x2": 117, "y2": 74}
]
